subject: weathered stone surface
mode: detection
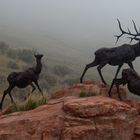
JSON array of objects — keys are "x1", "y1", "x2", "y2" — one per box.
[
  {"x1": 133, "y1": 117, "x2": 140, "y2": 140},
  {"x1": 63, "y1": 96, "x2": 138, "y2": 140},
  {"x1": 0, "y1": 97, "x2": 138, "y2": 140},
  {"x1": 0, "y1": 102, "x2": 64, "y2": 140},
  {"x1": 0, "y1": 81, "x2": 139, "y2": 140},
  {"x1": 125, "y1": 100, "x2": 140, "y2": 113}
]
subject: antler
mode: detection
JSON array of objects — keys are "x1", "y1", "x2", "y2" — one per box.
[
  {"x1": 132, "y1": 20, "x2": 139, "y2": 34},
  {"x1": 115, "y1": 19, "x2": 140, "y2": 44},
  {"x1": 127, "y1": 36, "x2": 140, "y2": 43}
]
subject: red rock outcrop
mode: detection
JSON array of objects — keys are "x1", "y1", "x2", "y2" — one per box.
[
  {"x1": 0, "y1": 81, "x2": 140, "y2": 140},
  {"x1": 51, "y1": 80, "x2": 127, "y2": 100}
]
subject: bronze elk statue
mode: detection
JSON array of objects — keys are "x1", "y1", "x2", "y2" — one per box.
[
  {"x1": 0, "y1": 54, "x2": 43, "y2": 110},
  {"x1": 113, "y1": 68, "x2": 140, "y2": 100},
  {"x1": 80, "y1": 19, "x2": 140, "y2": 97}
]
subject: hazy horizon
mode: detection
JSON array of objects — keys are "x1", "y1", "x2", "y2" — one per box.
[
  {"x1": 0, "y1": 0, "x2": 140, "y2": 62},
  {"x1": 1, "y1": 0, "x2": 140, "y2": 101}
]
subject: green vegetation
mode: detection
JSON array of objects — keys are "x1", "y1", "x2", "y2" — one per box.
[
  {"x1": 80, "y1": 91, "x2": 98, "y2": 97},
  {"x1": 7, "y1": 61, "x2": 19, "y2": 69},
  {"x1": 5, "y1": 96, "x2": 48, "y2": 114},
  {"x1": 0, "y1": 42, "x2": 9, "y2": 53},
  {"x1": 53, "y1": 65, "x2": 72, "y2": 77}
]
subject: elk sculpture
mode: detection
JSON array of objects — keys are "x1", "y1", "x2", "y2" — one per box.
[
  {"x1": 0, "y1": 54, "x2": 43, "y2": 110},
  {"x1": 80, "y1": 19, "x2": 140, "y2": 98},
  {"x1": 113, "y1": 68, "x2": 140, "y2": 100}
]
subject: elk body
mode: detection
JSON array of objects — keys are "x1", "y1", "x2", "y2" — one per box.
[
  {"x1": 0, "y1": 54, "x2": 43, "y2": 110},
  {"x1": 80, "y1": 43, "x2": 136, "y2": 84},
  {"x1": 80, "y1": 19, "x2": 140, "y2": 97},
  {"x1": 113, "y1": 68, "x2": 140, "y2": 100}
]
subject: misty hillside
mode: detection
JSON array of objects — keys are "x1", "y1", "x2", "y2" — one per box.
[
  {"x1": 0, "y1": 41, "x2": 140, "y2": 109},
  {"x1": 0, "y1": 42, "x2": 87, "y2": 107},
  {"x1": 0, "y1": 30, "x2": 98, "y2": 64},
  {"x1": 1, "y1": 0, "x2": 140, "y2": 109},
  {"x1": 0, "y1": 41, "x2": 113, "y2": 94}
]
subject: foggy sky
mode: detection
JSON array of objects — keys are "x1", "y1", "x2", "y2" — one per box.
[{"x1": 0, "y1": 0, "x2": 140, "y2": 60}]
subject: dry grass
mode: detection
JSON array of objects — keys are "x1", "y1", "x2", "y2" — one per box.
[{"x1": 4, "y1": 95, "x2": 48, "y2": 114}]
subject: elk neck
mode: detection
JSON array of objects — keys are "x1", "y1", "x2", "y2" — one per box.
[
  {"x1": 133, "y1": 42, "x2": 140, "y2": 57},
  {"x1": 34, "y1": 59, "x2": 42, "y2": 75}
]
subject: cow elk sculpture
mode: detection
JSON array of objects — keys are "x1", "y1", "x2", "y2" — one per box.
[
  {"x1": 113, "y1": 68, "x2": 140, "y2": 100},
  {"x1": 0, "y1": 54, "x2": 43, "y2": 110},
  {"x1": 80, "y1": 19, "x2": 140, "y2": 97}
]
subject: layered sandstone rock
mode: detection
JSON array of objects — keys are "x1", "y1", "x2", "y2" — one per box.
[
  {"x1": 0, "y1": 96, "x2": 138, "y2": 140},
  {"x1": 0, "y1": 81, "x2": 139, "y2": 140}
]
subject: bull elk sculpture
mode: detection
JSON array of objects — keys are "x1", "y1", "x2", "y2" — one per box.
[{"x1": 80, "y1": 19, "x2": 140, "y2": 97}]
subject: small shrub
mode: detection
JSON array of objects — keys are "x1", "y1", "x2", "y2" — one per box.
[
  {"x1": 24, "y1": 99, "x2": 38, "y2": 110},
  {"x1": 0, "y1": 74, "x2": 5, "y2": 82},
  {"x1": 7, "y1": 61, "x2": 19, "y2": 69},
  {"x1": 38, "y1": 97, "x2": 47, "y2": 106},
  {"x1": 80, "y1": 91, "x2": 97, "y2": 97},
  {"x1": 6, "y1": 49, "x2": 17, "y2": 59},
  {"x1": 6, "y1": 103, "x2": 18, "y2": 113},
  {"x1": 42, "y1": 74, "x2": 57, "y2": 87},
  {"x1": 0, "y1": 42, "x2": 9, "y2": 53},
  {"x1": 5, "y1": 96, "x2": 48, "y2": 114},
  {"x1": 53, "y1": 65, "x2": 72, "y2": 77},
  {"x1": 17, "y1": 49, "x2": 34, "y2": 64}
]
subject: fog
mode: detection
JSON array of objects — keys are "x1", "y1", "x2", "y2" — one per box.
[{"x1": 0, "y1": 0, "x2": 140, "y2": 62}]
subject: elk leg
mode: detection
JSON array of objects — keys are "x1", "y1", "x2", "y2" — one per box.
[
  {"x1": 30, "y1": 82, "x2": 36, "y2": 93},
  {"x1": 25, "y1": 82, "x2": 36, "y2": 100},
  {"x1": 34, "y1": 81, "x2": 43, "y2": 96},
  {"x1": 0, "y1": 91, "x2": 8, "y2": 110},
  {"x1": 108, "y1": 64, "x2": 123, "y2": 97},
  {"x1": 9, "y1": 92, "x2": 15, "y2": 104},
  {"x1": 0, "y1": 85, "x2": 14, "y2": 110},
  {"x1": 128, "y1": 62, "x2": 134, "y2": 70},
  {"x1": 114, "y1": 78, "x2": 123, "y2": 100},
  {"x1": 97, "y1": 63, "x2": 107, "y2": 85},
  {"x1": 80, "y1": 60, "x2": 98, "y2": 83},
  {"x1": 7, "y1": 86, "x2": 15, "y2": 104}
]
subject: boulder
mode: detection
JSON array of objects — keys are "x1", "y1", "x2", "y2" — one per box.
[
  {"x1": 0, "y1": 81, "x2": 139, "y2": 140},
  {"x1": 0, "y1": 96, "x2": 138, "y2": 140}
]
